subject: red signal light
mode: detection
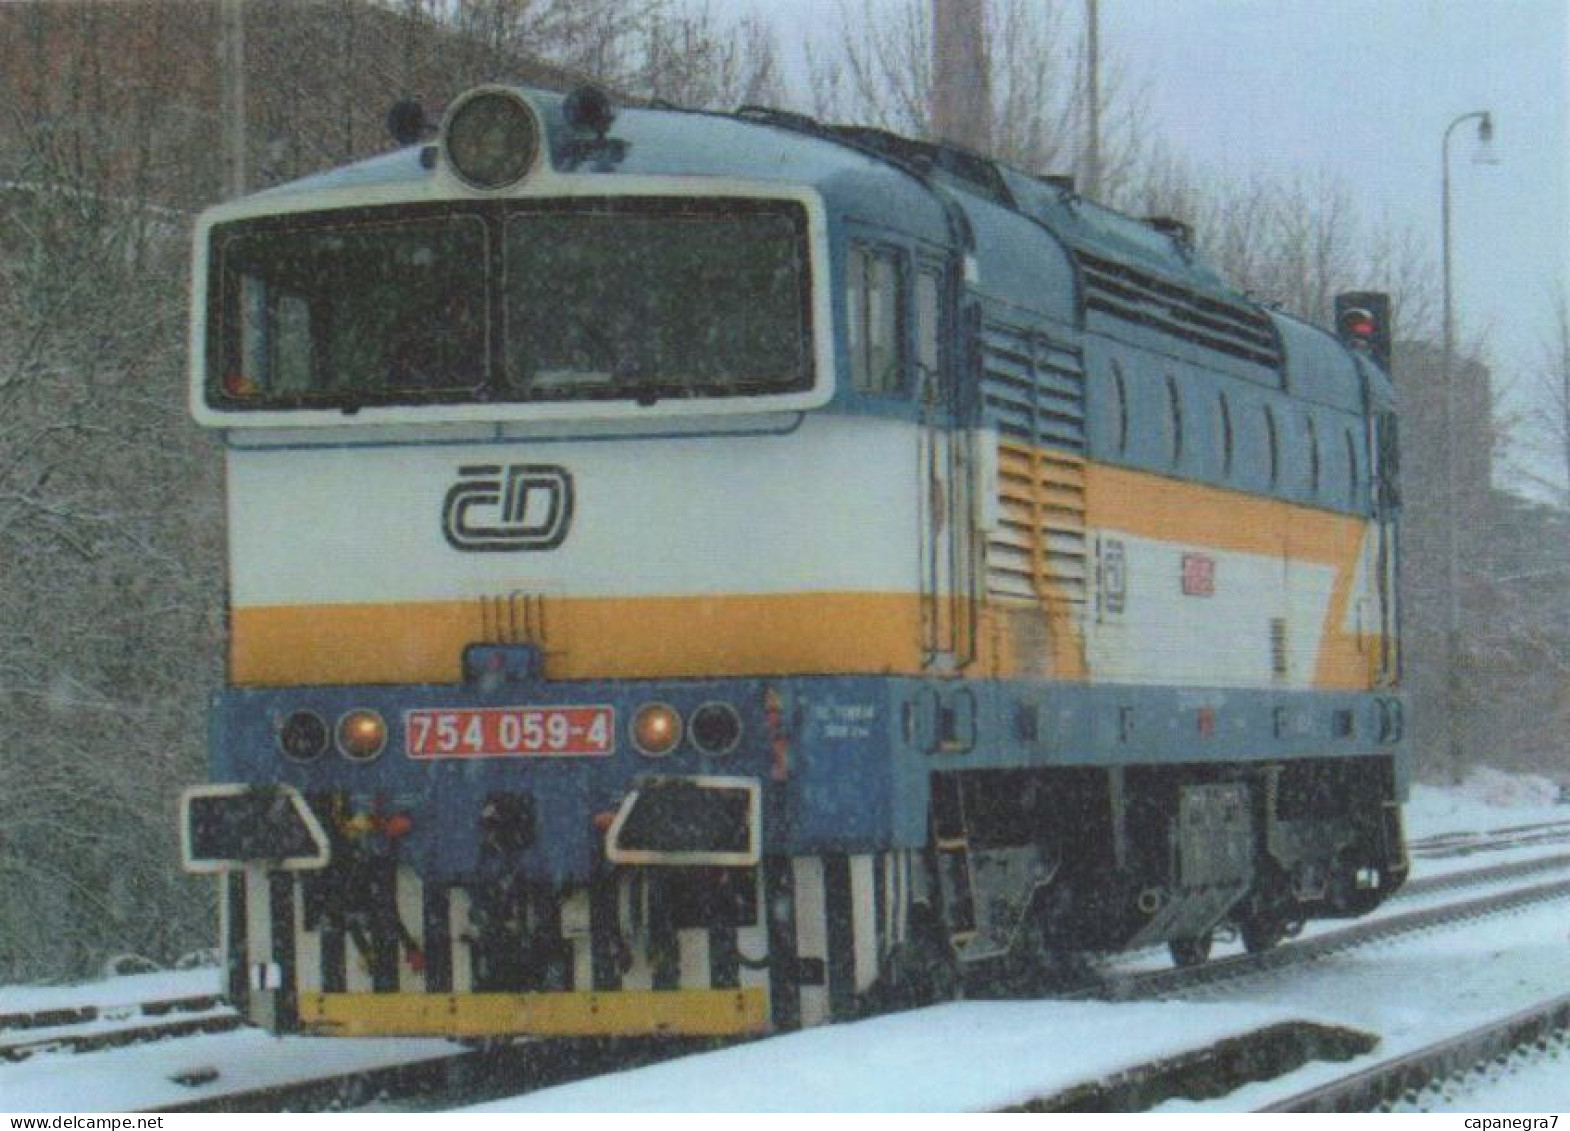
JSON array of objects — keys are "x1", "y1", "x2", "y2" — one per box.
[
  {"x1": 1340, "y1": 308, "x2": 1377, "y2": 340},
  {"x1": 1334, "y1": 291, "x2": 1392, "y2": 367}
]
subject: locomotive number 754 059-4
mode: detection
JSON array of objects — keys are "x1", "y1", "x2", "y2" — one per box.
[{"x1": 404, "y1": 706, "x2": 614, "y2": 758}]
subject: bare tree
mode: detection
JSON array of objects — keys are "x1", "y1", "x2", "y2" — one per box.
[
  {"x1": 806, "y1": 0, "x2": 1148, "y2": 195},
  {"x1": 1514, "y1": 284, "x2": 1570, "y2": 504},
  {"x1": 636, "y1": 3, "x2": 785, "y2": 109}
]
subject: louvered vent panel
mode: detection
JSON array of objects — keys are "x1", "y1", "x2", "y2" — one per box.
[
  {"x1": 980, "y1": 325, "x2": 1089, "y2": 606},
  {"x1": 989, "y1": 442, "x2": 1088, "y2": 605},
  {"x1": 1076, "y1": 251, "x2": 1283, "y2": 373},
  {"x1": 980, "y1": 325, "x2": 1087, "y2": 451}
]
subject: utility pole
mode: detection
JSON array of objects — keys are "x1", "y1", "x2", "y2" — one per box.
[
  {"x1": 1083, "y1": 0, "x2": 1100, "y2": 199},
  {"x1": 220, "y1": 0, "x2": 247, "y2": 198},
  {"x1": 1439, "y1": 109, "x2": 1495, "y2": 783},
  {"x1": 931, "y1": 0, "x2": 990, "y2": 154}
]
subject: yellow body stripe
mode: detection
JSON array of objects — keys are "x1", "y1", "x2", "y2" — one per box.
[
  {"x1": 297, "y1": 987, "x2": 768, "y2": 1038},
  {"x1": 232, "y1": 592, "x2": 924, "y2": 686}
]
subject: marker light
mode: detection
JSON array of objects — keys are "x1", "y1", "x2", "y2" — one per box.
[
  {"x1": 690, "y1": 702, "x2": 743, "y2": 756},
  {"x1": 277, "y1": 711, "x2": 329, "y2": 762},
  {"x1": 563, "y1": 84, "x2": 615, "y2": 138},
  {"x1": 378, "y1": 812, "x2": 414, "y2": 839},
  {"x1": 442, "y1": 87, "x2": 540, "y2": 191},
  {"x1": 336, "y1": 709, "x2": 388, "y2": 761},
  {"x1": 1340, "y1": 307, "x2": 1377, "y2": 341},
  {"x1": 632, "y1": 703, "x2": 683, "y2": 757}
]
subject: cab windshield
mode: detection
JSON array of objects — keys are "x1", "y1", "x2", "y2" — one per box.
[{"x1": 207, "y1": 199, "x2": 813, "y2": 411}]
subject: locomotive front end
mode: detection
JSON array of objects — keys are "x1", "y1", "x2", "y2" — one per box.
[{"x1": 179, "y1": 84, "x2": 945, "y2": 1037}]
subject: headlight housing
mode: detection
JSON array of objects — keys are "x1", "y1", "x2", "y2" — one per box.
[
  {"x1": 336, "y1": 709, "x2": 389, "y2": 761},
  {"x1": 442, "y1": 87, "x2": 540, "y2": 191},
  {"x1": 689, "y1": 702, "x2": 742, "y2": 756},
  {"x1": 277, "y1": 710, "x2": 329, "y2": 762},
  {"x1": 632, "y1": 703, "x2": 683, "y2": 757}
]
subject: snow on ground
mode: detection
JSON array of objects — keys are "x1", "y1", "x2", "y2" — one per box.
[
  {"x1": 1404, "y1": 768, "x2": 1567, "y2": 840},
  {"x1": 1160, "y1": 896, "x2": 1570, "y2": 1112},
  {"x1": 3, "y1": 1030, "x2": 459, "y2": 1113},
  {"x1": 465, "y1": 999, "x2": 1329, "y2": 1113},
  {"x1": 0, "y1": 968, "x2": 220, "y2": 1016}
]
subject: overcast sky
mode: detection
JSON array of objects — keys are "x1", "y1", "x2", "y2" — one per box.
[{"x1": 730, "y1": 0, "x2": 1569, "y2": 482}]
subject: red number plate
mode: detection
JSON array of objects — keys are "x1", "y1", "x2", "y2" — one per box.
[{"x1": 405, "y1": 706, "x2": 615, "y2": 759}]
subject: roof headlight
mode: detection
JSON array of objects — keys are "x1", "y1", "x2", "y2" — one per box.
[{"x1": 442, "y1": 87, "x2": 540, "y2": 191}]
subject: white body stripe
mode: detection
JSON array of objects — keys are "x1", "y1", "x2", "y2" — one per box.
[
  {"x1": 849, "y1": 855, "x2": 879, "y2": 993},
  {"x1": 226, "y1": 414, "x2": 920, "y2": 607},
  {"x1": 293, "y1": 881, "x2": 321, "y2": 997},
  {"x1": 1084, "y1": 529, "x2": 1336, "y2": 687},
  {"x1": 243, "y1": 865, "x2": 273, "y2": 982},
  {"x1": 791, "y1": 857, "x2": 830, "y2": 1028},
  {"x1": 677, "y1": 928, "x2": 711, "y2": 990},
  {"x1": 344, "y1": 930, "x2": 374, "y2": 993},
  {"x1": 560, "y1": 889, "x2": 594, "y2": 991},
  {"x1": 617, "y1": 875, "x2": 654, "y2": 992},
  {"x1": 449, "y1": 889, "x2": 474, "y2": 994},
  {"x1": 396, "y1": 869, "x2": 426, "y2": 994},
  {"x1": 218, "y1": 875, "x2": 233, "y2": 981},
  {"x1": 736, "y1": 870, "x2": 770, "y2": 993},
  {"x1": 884, "y1": 852, "x2": 907, "y2": 948}
]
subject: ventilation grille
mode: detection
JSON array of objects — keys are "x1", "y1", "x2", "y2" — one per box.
[
  {"x1": 979, "y1": 324, "x2": 1086, "y2": 451},
  {"x1": 480, "y1": 591, "x2": 548, "y2": 646},
  {"x1": 1076, "y1": 251, "x2": 1282, "y2": 372},
  {"x1": 989, "y1": 441, "x2": 1088, "y2": 604},
  {"x1": 979, "y1": 324, "x2": 1087, "y2": 606}
]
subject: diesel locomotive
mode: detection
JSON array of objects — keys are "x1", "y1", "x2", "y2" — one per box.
[{"x1": 181, "y1": 83, "x2": 1408, "y2": 1037}]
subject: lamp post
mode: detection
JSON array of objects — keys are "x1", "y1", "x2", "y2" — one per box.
[{"x1": 1440, "y1": 109, "x2": 1494, "y2": 782}]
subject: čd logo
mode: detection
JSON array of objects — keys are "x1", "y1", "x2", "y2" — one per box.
[{"x1": 442, "y1": 464, "x2": 574, "y2": 551}]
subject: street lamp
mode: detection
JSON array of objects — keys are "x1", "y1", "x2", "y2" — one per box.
[{"x1": 1440, "y1": 109, "x2": 1495, "y2": 782}]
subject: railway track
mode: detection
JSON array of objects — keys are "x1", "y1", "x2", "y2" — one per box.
[
  {"x1": 1407, "y1": 818, "x2": 1570, "y2": 860},
  {"x1": 1090, "y1": 873, "x2": 1570, "y2": 1003},
  {"x1": 1259, "y1": 991, "x2": 1570, "y2": 1112},
  {"x1": 0, "y1": 994, "x2": 238, "y2": 1063}
]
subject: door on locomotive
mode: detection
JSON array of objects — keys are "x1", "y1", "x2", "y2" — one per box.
[{"x1": 915, "y1": 260, "x2": 976, "y2": 672}]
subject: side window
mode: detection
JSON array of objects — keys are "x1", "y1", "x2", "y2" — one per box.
[
  {"x1": 1306, "y1": 413, "x2": 1321, "y2": 497},
  {"x1": 848, "y1": 244, "x2": 905, "y2": 394},
  {"x1": 1345, "y1": 427, "x2": 1360, "y2": 508},
  {"x1": 1166, "y1": 376, "x2": 1184, "y2": 467},
  {"x1": 1375, "y1": 411, "x2": 1401, "y2": 507},
  {"x1": 240, "y1": 275, "x2": 314, "y2": 394},
  {"x1": 916, "y1": 268, "x2": 941, "y2": 380},
  {"x1": 1218, "y1": 390, "x2": 1234, "y2": 479},
  {"x1": 1263, "y1": 405, "x2": 1280, "y2": 489},
  {"x1": 1112, "y1": 361, "x2": 1129, "y2": 455}
]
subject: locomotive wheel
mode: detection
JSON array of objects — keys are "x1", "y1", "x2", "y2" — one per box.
[
  {"x1": 1238, "y1": 912, "x2": 1287, "y2": 954},
  {"x1": 1168, "y1": 931, "x2": 1213, "y2": 967}
]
